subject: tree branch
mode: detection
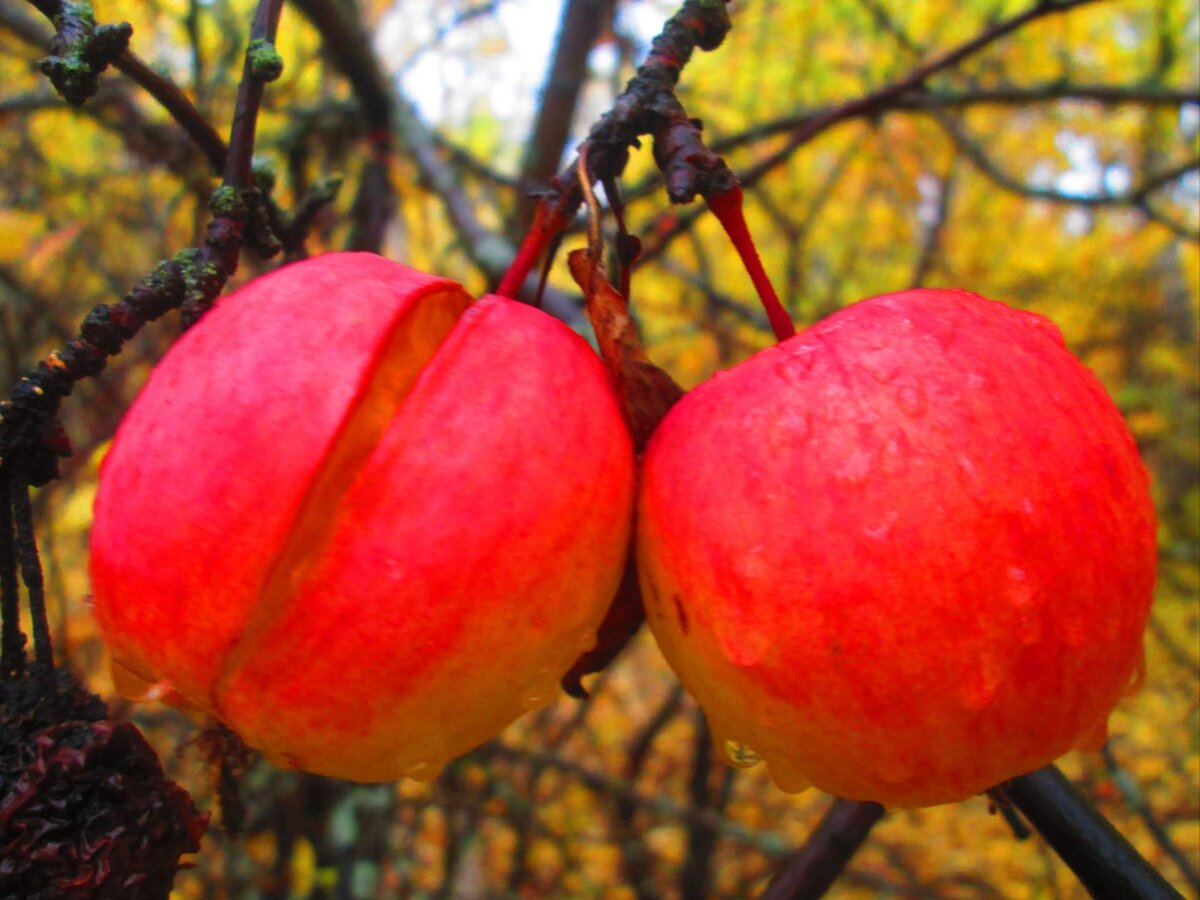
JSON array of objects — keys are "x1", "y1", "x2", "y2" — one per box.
[
  {"x1": 516, "y1": 0, "x2": 617, "y2": 230},
  {"x1": 712, "y1": 84, "x2": 1200, "y2": 157},
  {"x1": 111, "y1": 50, "x2": 226, "y2": 172},
  {"x1": 19, "y1": 0, "x2": 226, "y2": 169},
  {"x1": 759, "y1": 799, "x2": 886, "y2": 899},
  {"x1": 739, "y1": 0, "x2": 1115, "y2": 189},
  {"x1": 911, "y1": 156, "x2": 960, "y2": 287},
  {"x1": 1101, "y1": 746, "x2": 1200, "y2": 893},
  {"x1": 495, "y1": 0, "x2": 737, "y2": 299},
  {"x1": 936, "y1": 115, "x2": 1199, "y2": 210},
  {"x1": 637, "y1": 0, "x2": 1122, "y2": 266},
  {"x1": 1004, "y1": 765, "x2": 1185, "y2": 899},
  {"x1": 0, "y1": 0, "x2": 285, "y2": 487},
  {"x1": 288, "y1": 0, "x2": 393, "y2": 131}
]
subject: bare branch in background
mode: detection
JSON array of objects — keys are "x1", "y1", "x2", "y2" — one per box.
[
  {"x1": 680, "y1": 712, "x2": 721, "y2": 898},
  {"x1": 288, "y1": 0, "x2": 393, "y2": 131},
  {"x1": 110, "y1": 50, "x2": 227, "y2": 172},
  {"x1": 638, "y1": 0, "x2": 1127, "y2": 266},
  {"x1": 910, "y1": 151, "x2": 960, "y2": 288},
  {"x1": 516, "y1": 0, "x2": 617, "y2": 231},
  {"x1": 618, "y1": 683, "x2": 686, "y2": 895},
  {"x1": 1, "y1": 0, "x2": 286, "y2": 485},
  {"x1": 714, "y1": 84, "x2": 1199, "y2": 155},
  {"x1": 1101, "y1": 746, "x2": 1200, "y2": 893},
  {"x1": 936, "y1": 116, "x2": 1198, "y2": 212},
  {"x1": 759, "y1": 799, "x2": 886, "y2": 900},
  {"x1": 10, "y1": 0, "x2": 227, "y2": 170}
]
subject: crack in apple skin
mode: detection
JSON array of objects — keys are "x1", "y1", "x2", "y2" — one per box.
[{"x1": 90, "y1": 252, "x2": 635, "y2": 781}]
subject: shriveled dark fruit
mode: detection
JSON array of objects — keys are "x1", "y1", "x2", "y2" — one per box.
[{"x1": 1, "y1": 668, "x2": 207, "y2": 898}]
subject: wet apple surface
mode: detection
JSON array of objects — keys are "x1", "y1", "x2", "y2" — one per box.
[
  {"x1": 637, "y1": 288, "x2": 1156, "y2": 808},
  {"x1": 90, "y1": 252, "x2": 636, "y2": 782}
]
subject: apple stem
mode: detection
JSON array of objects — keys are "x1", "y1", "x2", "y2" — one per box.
[
  {"x1": 495, "y1": 201, "x2": 568, "y2": 299},
  {"x1": 707, "y1": 185, "x2": 796, "y2": 342}
]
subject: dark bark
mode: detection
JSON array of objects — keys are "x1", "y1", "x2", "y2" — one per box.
[
  {"x1": 1005, "y1": 765, "x2": 1185, "y2": 899},
  {"x1": 760, "y1": 799, "x2": 885, "y2": 900}
]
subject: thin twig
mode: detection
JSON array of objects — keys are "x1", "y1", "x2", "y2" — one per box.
[
  {"x1": 8, "y1": 454, "x2": 52, "y2": 668},
  {"x1": 680, "y1": 711, "x2": 719, "y2": 898},
  {"x1": 760, "y1": 799, "x2": 886, "y2": 900},
  {"x1": 516, "y1": 0, "x2": 617, "y2": 231},
  {"x1": 0, "y1": 0, "x2": 287, "y2": 680},
  {"x1": 0, "y1": 471, "x2": 24, "y2": 676},
  {"x1": 1101, "y1": 746, "x2": 1200, "y2": 893},
  {"x1": 739, "y1": 0, "x2": 1114, "y2": 190},
  {"x1": 18, "y1": 1, "x2": 227, "y2": 170},
  {"x1": 711, "y1": 84, "x2": 1200, "y2": 156},
  {"x1": 111, "y1": 50, "x2": 227, "y2": 172},
  {"x1": 936, "y1": 115, "x2": 1198, "y2": 209},
  {"x1": 638, "y1": 0, "x2": 1120, "y2": 266}
]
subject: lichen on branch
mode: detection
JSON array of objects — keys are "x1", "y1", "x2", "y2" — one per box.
[{"x1": 36, "y1": 0, "x2": 132, "y2": 104}]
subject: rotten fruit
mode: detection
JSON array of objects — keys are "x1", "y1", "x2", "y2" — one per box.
[
  {"x1": 90, "y1": 252, "x2": 635, "y2": 782},
  {"x1": 637, "y1": 288, "x2": 1156, "y2": 807}
]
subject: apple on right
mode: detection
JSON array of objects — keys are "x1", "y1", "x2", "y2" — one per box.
[{"x1": 636, "y1": 288, "x2": 1157, "y2": 808}]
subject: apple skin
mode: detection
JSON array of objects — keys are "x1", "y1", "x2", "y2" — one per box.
[
  {"x1": 90, "y1": 252, "x2": 635, "y2": 781},
  {"x1": 637, "y1": 288, "x2": 1156, "y2": 808}
]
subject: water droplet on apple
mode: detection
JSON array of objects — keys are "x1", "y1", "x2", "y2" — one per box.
[
  {"x1": 576, "y1": 629, "x2": 597, "y2": 653},
  {"x1": 879, "y1": 429, "x2": 911, "y2": 477},
  {"x1": 860, "y1": 329, "x2": 889, "y2": 350},
  {"x1": 782, "y1": 409, "x2": 812, "y2": 443},
  {"x1": 1124, "y1": 649, "x2": 1146, "y2": 696},
  {"x1": 1021, "y1": 312, "x2": 1066, "y2": 347},
  {"x1": 736, "y1": 545, "x2": 768, "y2": 580},
  {"x1": 723, "y1": 626, "x2": 771, "y2": 668},
  {"x1": 723, "y1": 739, "x2": 762, "y2": 769},
  {"x1": 1006, "y1": 566, "x2": 1042, "y2": 643},
  {"x1": 861, "y1": 349, "x2": 902, "y2": 384},
  {"x1": 961, "y1": 655, "x2": 1001, "y2": 709},
  {"x1": 522, "y1": 666, "x2": 557, "y2": 709},
  {"x1": 894, "y1": 378, "x2": 927, "y2": 418},
  {"x1": 863, "y1": 510, "x2": 899, "y2": 540},
  {"x1": 404, "y1": 760, "x2": 443, "y2": 782},
  {"x1": 834, "y1": 445, "x2": 876, "y2": 487},
  {"x1": 957, "y1": 454, "x2": 980, "y2": 484},
  {"x1": 779, "y1": 345, "x2": 817, "y2": 377}
]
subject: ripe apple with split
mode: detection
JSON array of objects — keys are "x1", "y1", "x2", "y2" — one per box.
[
  {"x1": 90, "y1": 252, "x2": 635, "y2": 781},
  {"x1": 637, "y1": 288, "x2": 1155, "y2": 807}
]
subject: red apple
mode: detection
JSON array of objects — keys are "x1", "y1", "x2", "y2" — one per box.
[
  {"x1": 90, "y1": 252, "x2": 635, "y2": 781},
  {"x1": 637, "y1": 288, "x2": 1155, "y2": 807}
]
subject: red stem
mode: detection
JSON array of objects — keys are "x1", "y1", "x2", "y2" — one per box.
[
  {"x1": 495, "y1": 202, "x2": 568, "y2": 298},
  {"x1": 706, "y1": 185, "x2": 796, "y2": 342}
]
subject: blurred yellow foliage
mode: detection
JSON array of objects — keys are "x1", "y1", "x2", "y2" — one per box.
[{"x1": 1, "y1": 0, "x2": 1196, "y2": 897}]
